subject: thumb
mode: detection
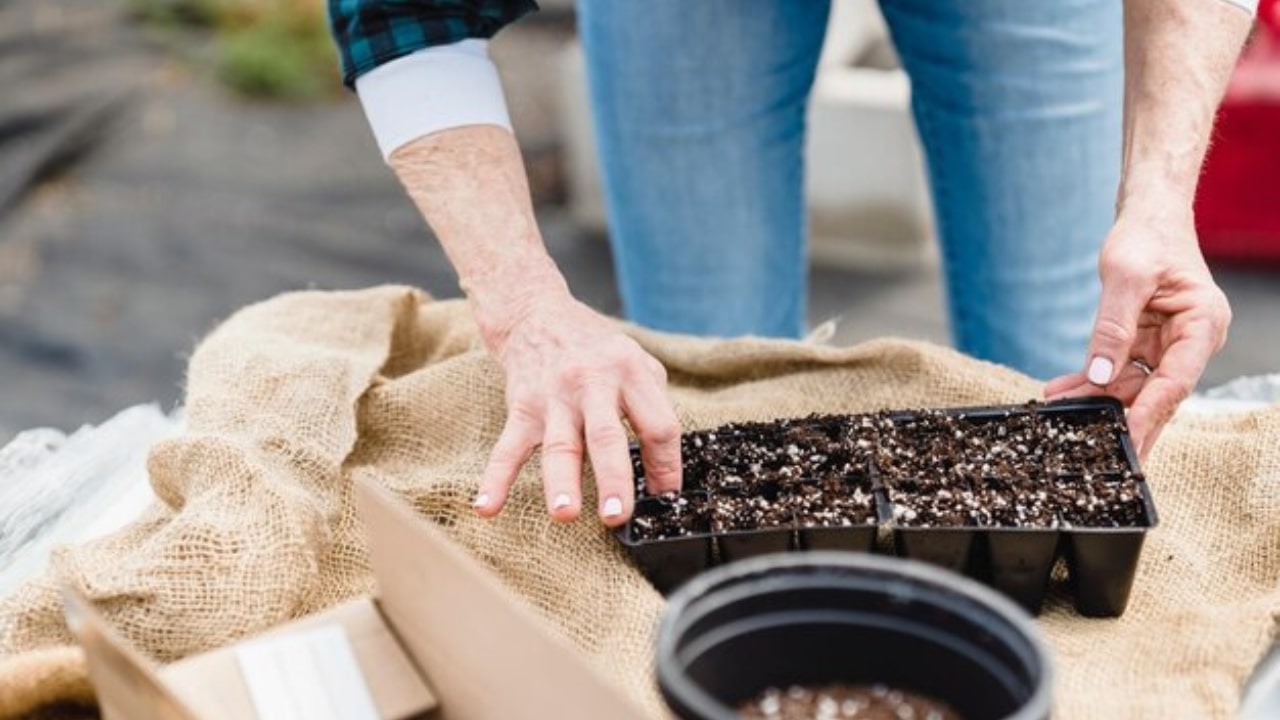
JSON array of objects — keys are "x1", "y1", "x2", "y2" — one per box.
[{"x1": 1084, "y1": 273, "x2": 1150, "y2": 387}]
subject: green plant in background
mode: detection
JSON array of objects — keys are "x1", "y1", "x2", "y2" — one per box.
[
  {"x1": 217, "y1": 1, "x2": 338, "y2": 100},
  {"x1": 129, "y1": 0, "x2": 341, "y2": 101},
  {"x1": 128, "y1": 0, "x2": 225, "y2": 27}
]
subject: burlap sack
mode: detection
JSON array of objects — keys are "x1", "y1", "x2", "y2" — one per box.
[{"x1": 0, "y1": 286, "x2": 1276, "y2": 719}]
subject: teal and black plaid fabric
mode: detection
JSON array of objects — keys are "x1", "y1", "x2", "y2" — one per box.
[{"x1": 329, "y1": 0, "x2": 538, "y2": 87}]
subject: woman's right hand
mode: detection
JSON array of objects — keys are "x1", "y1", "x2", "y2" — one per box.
[
  {"x1": 385, "y1": 126, "x2": 680, "y2": 524},
  {"x1": 472, "y1": 289, "x2": 684, "y2": 526}
]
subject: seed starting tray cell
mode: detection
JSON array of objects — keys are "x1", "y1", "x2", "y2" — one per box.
[{"x1": 616, "y1": 397, "x2": 1157, "y2": 617}]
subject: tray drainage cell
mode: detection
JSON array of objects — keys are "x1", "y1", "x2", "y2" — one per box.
[
  {"x1": 618, "y1": 491, "x2": 714, "y2": 594},
  {"x1": 1058, "y1": 471, "x2": 1159, "y2": 617},
  {"x1": 785, "y1": 474, "x2": 879, "y2": 552},
  {"x1": 711, "y1": 483, "x2": 795, "y2": 563}
]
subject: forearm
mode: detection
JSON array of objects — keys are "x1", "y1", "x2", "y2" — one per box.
[
  {"x1": 390, "y1": 126, "x2": 569, "y2": 351},
  {"x1": 392, "y1": 132, "x2": 682, "y2": 525},
  {"x1": 1119, "y1": 0, "x2": 1253, "y2": 219}
]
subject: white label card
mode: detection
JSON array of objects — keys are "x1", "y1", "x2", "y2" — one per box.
[{"x1": 234, "y1": 624, "x2": 380, "y2": 720}]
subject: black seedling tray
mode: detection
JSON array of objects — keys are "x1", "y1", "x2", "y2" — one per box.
[
  {"x1": 619, "y1": 492, "x2": 715, "y2": 593},
  {"x1": 616, "y1": 397, "x2": 1157, "y2": 617}
]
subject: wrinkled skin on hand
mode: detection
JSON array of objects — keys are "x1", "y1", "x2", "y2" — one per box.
[
  {"x1": 473, "y1": 291, "x2": 683, "y2": 526},
  {"x1": 1047, "y1": 212, "x2": 1231, "y2": 458}
]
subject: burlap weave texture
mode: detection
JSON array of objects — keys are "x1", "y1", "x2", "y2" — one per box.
[{"x1": 0, "y1": 285, "x2": 1276, "y2": 719}]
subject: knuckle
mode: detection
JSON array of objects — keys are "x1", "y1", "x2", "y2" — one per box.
[
  {"x1": 646, "y1": 455, "x2": 683, "y2": 481},
  {"x1": 491, "y1": 445, "x2": 525, "y2": 466},
  {"x1": 1161, "y1": 377, "x2": 1195, "y2": 406},
  {"x1": 541, "y1": 435, "x2": 583, "y2": 458},
  {"x1": 645, "y1": 356, "x2": 669, "y2": 382},
  {"x1": 559, "y1": 363, "x2": 618, "y2": 395},
  {"x1": 640, "y1": 421, "x2": 681, "y2": 447},
  {"x1": 1099, "y1": 245, "x2": 1143, "y2": 281},
  {"x1": 1092, "y1": 317, "x2": 1134, "y2": 348},
  {"x1": 1213, "y1": 293, "x2": 1233, "y2": 334},
  {"x1": 585, "y1": 422, "x2": 628, "y2": 449},
  {"x1": 506, "y1": 394, "x2": 542, "y2": 423},
  {"x1": 559, "y1": 360, "x2": 595, "y2": 387}
]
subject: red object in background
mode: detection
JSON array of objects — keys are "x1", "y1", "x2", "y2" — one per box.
[{"x1": 1195, "y1": 0, "x2": 1280, "y2": 263}]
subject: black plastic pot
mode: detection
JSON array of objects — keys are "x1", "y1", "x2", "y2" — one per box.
[{"x1": 656, "y1": 553, "x2": 1053, "y2": 720}]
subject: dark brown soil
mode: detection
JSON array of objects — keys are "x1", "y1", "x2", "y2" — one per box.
[
  {"x1": 873, "y1": 408, "x2": 1129, "y2": 483},
  {"x1": 711, "y1": 489, "x2": 793, "y2": 533},
  {"x1": 634, "y1": 415, "x2": 869, "y2": 496},
  {"x1": 738, "y1": 684, "x2": 964, "y2": 720},
  {"x1": 888, "y1": 475, "x2": 1060, "y2": 528},
  {"x1": 785, "y1": 478, "x2": 877, "y2": 528},
  {"x1": 882, "y1": 407, "x2": 1144, "y2": 529},
  {"x1": 630, "y1": 493, "x2": 709, "y2": 542},
  {"x1": 1054, "y1": 475, "x2": 1147, "y2": 528},
  {"x1": 627, "y1": 403, "x2": 1148, "y2": 539}
]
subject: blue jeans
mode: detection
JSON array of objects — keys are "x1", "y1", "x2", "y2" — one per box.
[{"x1": 579, "y1": 0, "x2": 1123, "y2": 380}]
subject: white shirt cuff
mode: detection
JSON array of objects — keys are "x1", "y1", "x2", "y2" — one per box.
[{"x1": 354, "y1": 39, "x2": 511, "y2": 161}]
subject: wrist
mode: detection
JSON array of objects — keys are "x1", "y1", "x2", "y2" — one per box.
[
  {"x1": 462, "y1": 252, "x2": 572, "y2": 353},
  {"x1": 1115, "y1": 141, "x2": 1200, "y2": 218},
  {"x1": 1116, "y1": 190, "x2": 1192, "y2": 233}
]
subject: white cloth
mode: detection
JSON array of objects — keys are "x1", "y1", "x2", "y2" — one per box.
[{"x1": 355, "y1": 39, "x2": 511, "y2": 161}]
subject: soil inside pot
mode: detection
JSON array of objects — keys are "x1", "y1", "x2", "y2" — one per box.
[
  {"x1": 631, "y1": 493, "x2": 710, "y2": 542},
  {"x1": 784, "y1": 477, "x2": 877, "y2": 528},
  {"x1": 1053, "y1": 474, "x2": 1147, "y2": 528},
  {"x1": 710, "y1": 489, "x2": 793, "y2": 533},
  {"x1": 738, "y1": 683, "x2": 964, "y2": 720}
]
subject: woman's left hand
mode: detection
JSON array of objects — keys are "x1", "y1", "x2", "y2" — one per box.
[{"x1": 1045, "y1": 209, "x2": 1232, "y2": 459}]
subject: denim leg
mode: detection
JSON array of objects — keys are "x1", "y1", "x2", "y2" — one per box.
[
  {"x1": 579, "y1": 0, "x2": 831, "y2": 338},
  {"x1": 878, "y1": 0, "x2": 1124, "y2": 379}
]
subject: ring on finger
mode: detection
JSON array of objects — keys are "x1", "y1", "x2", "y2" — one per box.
[{"x1": 1131, "y1": 358, "x2": 1154, "y2": 376}]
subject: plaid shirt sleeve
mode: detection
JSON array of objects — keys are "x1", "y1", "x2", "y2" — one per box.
[{"x1": 329, "y1": 0, "x2": 539, "y2": 88}]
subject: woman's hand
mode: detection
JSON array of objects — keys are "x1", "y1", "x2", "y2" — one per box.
[
  {"x1": 1053, "y1": 0, "x2": 1249, "y2": 458},
  {"x1": 1046, "y1": 210, "x2": 1231, "y2": 458},
  {"x1": 385, "y1": 126, "x2": 683, "y2": 524},
  {"x1": 472, "y1": 289, "x2": 683, "y2": 526}
]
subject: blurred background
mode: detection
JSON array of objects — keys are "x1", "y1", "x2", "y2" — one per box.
[{"x1": 0, "y1": 0, "x2": 1277, "y2": 443}]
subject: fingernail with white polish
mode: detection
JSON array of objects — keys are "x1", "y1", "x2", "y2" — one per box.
[
  {"x1": 473, "y1": 492, "x2": 490, "y2": 509},
  {"x1": 553, "y1": 493, "x2": 573, "y2": 510},
  {"x1": 1087, "y1": 356, "x2": 1114, "y2": 386},
  {"x1": 602, "y1": 496, "x2": 624, "y2": 518}
]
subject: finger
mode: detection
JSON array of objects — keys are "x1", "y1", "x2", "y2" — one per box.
[
  {"x1": 540, "y1": 400, "x2": 585, "y2": 523},
  {"x1": 1126, "y1": 323, "x2": 1216, "y2": 457},
  {"x1": 1048, "y1": 376, "x2": 1105, "y2": 401},
  {"x1": 1049, "y1": 356, "x2": 1152, "y2": 399},
  {"x1": 477, "y1": 411, "x2": 540, "y2": 518},
  {"x1": 622, "y1": 377, "x2": 683, "y2": 495},
  {"x1": 582, "y1": 386, "x2": 635, "y2": 527},
  {"x1": 1084, "y1": 256, "x2": 1154, "y2": 387},
  {"x1": 1134, "y1": 421, "x2": 1167, "y2": 463},
  {"x1": 1102, "y1": 362, "x2": 1150, "y2": 404},
  {"x1": 1045, "y1": 372, "x2": 1088, "y2": 399},
  {"x1": 644, "y1": 354, "x2": 669, "y2": 384}
]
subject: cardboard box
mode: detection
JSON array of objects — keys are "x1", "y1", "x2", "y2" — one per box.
[{"x1": 65, "y1": 477, "x2": 652, "y2": 720}]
